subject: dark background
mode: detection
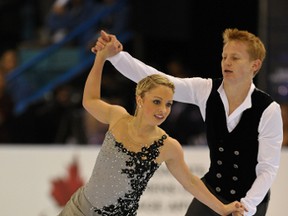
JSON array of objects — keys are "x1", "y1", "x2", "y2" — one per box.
[{"x1": 129, "y1": 0, "x2": 258, "y2": 78}]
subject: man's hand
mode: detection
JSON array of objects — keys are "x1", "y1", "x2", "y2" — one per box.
[
  {"x1": 224, "y1": 201, "x2": 245, "y2": 216},
  {"x1": 231, "y1": 202, "x2": 248, "y2": 216},
  {"x1": 91, "y1": 30, "x2": 123, "y2": 55}
]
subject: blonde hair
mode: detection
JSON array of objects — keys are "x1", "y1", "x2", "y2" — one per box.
[
  {"x1": 223, "y1": 28, "x2": 266, "y2": 74},
  {"x1": 134, "y1": 74, "x2": 175, "y2": 115}
]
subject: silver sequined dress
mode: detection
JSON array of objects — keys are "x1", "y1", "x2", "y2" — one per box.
[{"x1": 83, "y1": 130, "x2": 167, "y2": 215}]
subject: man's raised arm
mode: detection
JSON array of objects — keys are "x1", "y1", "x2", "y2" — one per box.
[{"x1": 92, "y1": 30, "x2": 200, "y2": 104}]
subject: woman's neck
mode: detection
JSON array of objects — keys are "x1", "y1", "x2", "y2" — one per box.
[{"x1": 128, "y1": 116, "x2": 158, "y2": 137}]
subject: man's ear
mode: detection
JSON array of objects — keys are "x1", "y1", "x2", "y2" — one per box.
[{"x1": 252, "y1": 59, "x2": 262, "y2": 75}]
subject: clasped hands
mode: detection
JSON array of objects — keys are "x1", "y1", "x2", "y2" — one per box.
[
  {"x1": 230, "y1": 201, "x2": 247, "y2": 216},
  {"x1": 91, "y1": 30, "x2": 122, "y2": 56}
]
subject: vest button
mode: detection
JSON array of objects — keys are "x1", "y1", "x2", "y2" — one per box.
[
  {"x1": 216, "y1": 173, "x2": 222, "y2": 178},
  {"x1": 233, "y1": 164, "x2": 239, "y2": 169},
  {"x1": 217, "y1": 160, "x2": 222, "y2": 165},
  {"x1": 234, "y1": 151, "x2": 239, "y2": 155},
  {"x1": 216, "y1": 187, "x2": 221, "y2": 192},
  {"x1": 230, "y1": 189, "x2": 236, "y2": 194},
  {"x1": 232, "y1": 176, "x2": 238, "y2": 181},
  {"x1": 219, "y1": 147, "x2": 224, "y2": 152}
]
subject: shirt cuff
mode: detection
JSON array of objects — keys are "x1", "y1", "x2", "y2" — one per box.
[
  {"x1": 241, "y1": 198, "x2": 256, "y2": 216},
  {"x1": 107, "y1": 52, "x2": 122, "y2": 64}
]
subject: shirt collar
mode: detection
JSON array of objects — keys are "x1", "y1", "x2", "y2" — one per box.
[{"x1": 217, "y1": 81, "x2": 255, "y2": 115}]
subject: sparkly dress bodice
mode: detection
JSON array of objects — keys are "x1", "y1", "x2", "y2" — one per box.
[{"x1": 84, "y1": 130, "x2": 167, "y2": 215}]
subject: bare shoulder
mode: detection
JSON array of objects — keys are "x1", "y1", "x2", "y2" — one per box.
[
  {"x1": 164, "y1": 136, "x2": 181, "y2": 146},
  {"x1": 166, "y1": 136, "x2": 184, "y2": 151},
  {"x1": 109, "y1": 105, "x2": 130, "y2": 126},
  {"x1": 161, "y1": 134, "x2": 184, "y2": 161},
  {"x1": 111, "y1": 104, "x2": 128, "y2": 116}
]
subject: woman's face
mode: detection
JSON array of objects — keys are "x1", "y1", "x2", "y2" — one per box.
[{"x1": 139, "y1": 85, "x2": 174, "y2": 126}]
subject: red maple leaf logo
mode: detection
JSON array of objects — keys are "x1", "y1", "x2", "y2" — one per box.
[{"x1": 51, "y1": 157, "x2": 84, "y2": 206}]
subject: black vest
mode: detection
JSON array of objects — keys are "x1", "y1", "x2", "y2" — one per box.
[{"x1": 204, "y1": 78, "x2": 273, "y2": 201}]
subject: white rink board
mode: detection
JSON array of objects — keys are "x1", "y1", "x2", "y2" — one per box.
[{"x1": 0, "y1": 145, "x2": 287, "y2": 216}]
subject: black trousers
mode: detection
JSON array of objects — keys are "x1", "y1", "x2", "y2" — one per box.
[{"x1": 185, "y1": 180, "x2": 270, "y2": 216}]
